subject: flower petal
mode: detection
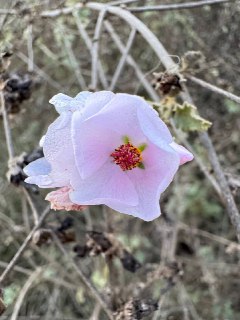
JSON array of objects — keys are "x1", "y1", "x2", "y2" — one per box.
[
  {"x1": 24, "y1": 157, "x2": 72, "y2": 188},
  {"x1": 39, "y1": 135, "x2": 46, "y2": 147},
  {"x1": 25, "y1": 175, "x2": 53, "y2": 187},
  {"x1": 24, "y1": 157, "x2": 51, "y2": 176},
  {"x1": 72, "y1": 113, "x2": 121, "y2": 179},
  {"x1": 91, "y1": 93, "x2": 148, "y2": 145},
  {"x1": 100, "y1": 143, "x2": 180, "y2": 221},
  {"x1": 31, "y1": 112, "x2": 78, "y2": 188},
  {"x1": 81, "y1": 91, "x2": 115, "y2": 121},
  {"x1": 43, "y1": 112, "x2": 75, "y2": 185},
  {"x1": 49, "y1": 91, "x2": 92, "y2": 114},
  {"x1": 170, "y1": 142, "x2": 194, "y2": 165},
  {"x1": 70, "y1": 161, "x2": 138, "y2": 206},
  {"x1": 137, "y1": 103, "x2": 173, "y2": 149}
]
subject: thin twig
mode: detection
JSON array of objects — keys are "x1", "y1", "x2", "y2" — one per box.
[
  {"x1": 73, "y1": 10, "x2": 108, "y2": 89},
  {"x1": 179, "y1": 222, "x2": 240, "y2": 250},
  {"x1": 170, "y1": 119, "x2": 222, "y2": 198},
  {"x1": 152, "y1": 293, "x2": 167, "y2": 320},
  {"x1": 91, "y1": 8, "x2": 107, "y2": 90},
  {"x1": 0, "y1": 261, "x2": 80, "y2": 290},
  {"x1": 10, "y1": 268, "x2": 42, "y2": 320},
  {"x1": 21, "y1": 196, "x2": 30, "y2": 233},
  {"x1": 104, "y1": 20, "x2": 159, "y2": 100},
  {"x1": 128, "y1": 0, "x2": 232, "y2": 13},
  {"x1": 0, "y1": 9, "x2": 17, "y2": 15},
  {"x1": 90, "y1": 303, "x2": 101, "y2": 320},
  {"x1": 0, "y1": 90, "x2": 14, "y2": 159},
  {"x1": 0, "y1": 205, "x2": 50, "y2": 285},
  {"x1": 199, "y1": 132, "x2": 240, "y2": 242},
  {"x1": 22, "y1": 187, "x2": 39, "y2": 225},
  {"x1": 109, "y1": 27, "x2": 136, "y2": 91},
  {"x1": 17, "y1": 51, "x2": 63, "y2": 90},
  {"x1": 27, "y1": 23, "x2": 34, "y2": 73},
  {"x1": 187, "y1": 74, "x2": 240, "y2": 104},
  {"x1": 178, "y1": 283, "x2": 203, "y2": 320},
  {"x1": 41, "y1": 3, "x2": 84, "y2": 18},
  {"x1": 107, "y1": 0, "x2": 139, "y2": 6},
  {"x1": 62, "y1": 28, "x2": 87, "y2": 89},
  {"x1": 52, "y1": 233, "x2": 114, "y2": 320}
]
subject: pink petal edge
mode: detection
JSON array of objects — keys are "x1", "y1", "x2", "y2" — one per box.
[
  {"x1": 45, "y1": 187, "x2": 87, "y2": 212},
  {"x1": 170, "y1": 142, "x2": 194, "y2": 165}
]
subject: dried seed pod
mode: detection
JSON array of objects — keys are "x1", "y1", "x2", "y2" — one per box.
[
  {"x1": 1, "y1": 72, "x2": 33, "y2": 115},
  {"x1": 114, "y1": 298, "x2": 158, "y2": 320},
  {"x1": 87, "y1": 231, "x2": 112, "y2": 254},
  {"x1": 120, "y1": 250, "x2": 142, "y2": 273},
  {"x1": 23, "y1": 147, "x2": 44, "y2": 166},
  {"x1": 73, "y1": 244, "x2": 90, "y2": 258},
  {"x1": 0, "y1": 51, "x2": 12, "y2": 73},
  {"x1": 7, "y1": 153, "x2": 27, "y2": 187},
  {"x1": 57, "y1": 217, "x2": 74, "y2": 233},
  {"x1": 56, "y1": 229, "x2": 76, "y2": 244},
  {"x1": 6, "y1": 148, "x2": 43, "y2": 191},
  {"x1": 32, "y1": 228, "x2": 52, "y2": 246},
  {"x1": 74, "y1": 231, "x2": 142, "y2": 272},
  {"x1": 181, "y1": 50, "x2": 205, "y2": 73},
  {"x1": 152, "y1": 71, "x2": 183, "y2": 96},
  {"x1": 145, "y1": 261, "x2": 183, "y2": 294}
]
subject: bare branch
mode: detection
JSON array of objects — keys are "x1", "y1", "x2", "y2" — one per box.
[
  {"x1": 22, "y1": 187, "x2": 39, "y2": 225},
  {"x1": 91, "y1": 9, "x2": 107, "y2": 90},
  {"x1": 128, "y1": 0, "x2": 232, "y2": 13},
  {"x1": 199, "y1": 132, "x2": 240, "y2": 242},
  {"x1": 27, "y1": 23, "x2": 34, "y2": 73},
  {"x1": 107, "y1": 0, "x2": 139, "y2": 6},
  {"x1": 73, "y1": 10, "x2": 109, "y2": 89},
  {"x1": 52, "y1": 233, "x2": 114, "y2": 320},
  {"x1": 17, "y1": 52, "x2": 63, "y2": 90},
  {"x1": 170, "y1": 119, "x2": 222, "y2": 198},
  {"x1": 104, "y1": 20, "x2": 159, "y2": 100},
  {"x1": 109, "y1": 27, "x2": 136, "y2": 91},
  {"x1": 0, "y1": 90, "x2": 14, "y2": 160},
  {"x1": 187, "y1": 75, "x2": 240, "y2": 105},
  {"x1": 10, "y1": 268, "x2": 42, "y2": 320},
  {"x1": 0, "y1": 206, "x2": 50, "y2": 285},
  {"x1": 63, "y1": 31, "x2": 87, "y2": 89}
]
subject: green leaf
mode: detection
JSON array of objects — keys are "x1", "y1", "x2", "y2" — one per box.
[{"x1": 173, "y1": 102, "x2": 212, "y2": 132}]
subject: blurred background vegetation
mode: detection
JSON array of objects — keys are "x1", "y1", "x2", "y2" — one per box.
[{"x1": 0, "y1": 0, "x2": 240, "y2": 319}]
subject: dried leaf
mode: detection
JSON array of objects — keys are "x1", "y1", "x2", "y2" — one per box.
[{"x1": 173, "y1": 101, "x2": 212, "y2": 132}]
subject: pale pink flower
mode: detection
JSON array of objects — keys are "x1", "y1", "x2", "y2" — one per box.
[{"x1": 24, "y1": 91, "x2": 193, "y2": 220}]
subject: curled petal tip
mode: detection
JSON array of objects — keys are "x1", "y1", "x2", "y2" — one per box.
[{"x1": 170, "y1": 142, "x2": 194, "y2": 165}]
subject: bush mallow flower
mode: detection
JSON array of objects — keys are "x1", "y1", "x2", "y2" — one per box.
[{"x1": 24, "y1": 91, "x2": 193, "y2": 220}]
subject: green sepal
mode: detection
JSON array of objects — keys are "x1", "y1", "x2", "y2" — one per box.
[
  {"x1": 138, "y1": 143, "x2": 147, "y2": 152},
  {"x1": 138, "y1": 162, "x2": 145, "y2": 169},
  {"x1": 122, "y1": 135, "x2": 130, "y2": 144}
]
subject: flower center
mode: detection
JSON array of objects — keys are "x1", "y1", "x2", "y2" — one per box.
[{"x1": 110, "y1": 143, "x2": 142, "y2": 171}]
